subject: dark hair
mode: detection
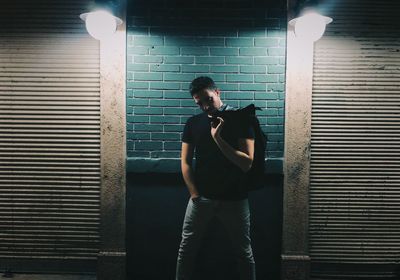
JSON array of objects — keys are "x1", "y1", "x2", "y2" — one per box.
[{"x1": 189, "y1": 76, "x2": 217, "y2": 96}]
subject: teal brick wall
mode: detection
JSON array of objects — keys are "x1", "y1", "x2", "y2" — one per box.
[{"x1": 127, "y1": 0, "x2": 286, "y2": 172}]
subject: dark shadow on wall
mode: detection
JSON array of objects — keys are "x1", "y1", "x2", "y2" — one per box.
[{"x1": 126, "y1": 172, "x2": 283, "y2": 280}]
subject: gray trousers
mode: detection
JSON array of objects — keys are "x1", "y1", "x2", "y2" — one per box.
[{"x1": 176, "y1": 197, "x2": 256, "y2": 280}]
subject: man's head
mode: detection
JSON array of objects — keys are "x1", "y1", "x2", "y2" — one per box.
[{"x1": 189, "y1": 76, "x2": 223, "y2": 115}]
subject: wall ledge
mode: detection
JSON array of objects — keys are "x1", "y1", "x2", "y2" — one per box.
[{"x1": 127, "y1": 157, "x2": 283, "y2": 175}]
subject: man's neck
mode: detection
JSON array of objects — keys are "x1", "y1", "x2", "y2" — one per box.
[{"x1": 207, "y1": 102, "x2": 224, "y2": 117}]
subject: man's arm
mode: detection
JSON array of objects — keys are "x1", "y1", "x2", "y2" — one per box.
[
  {"x1": 210, "y1": 116, "x2": 254, "y2": 172},
  {"x1": 181, "y1": 142, "x2": 200, "y2": 199}
]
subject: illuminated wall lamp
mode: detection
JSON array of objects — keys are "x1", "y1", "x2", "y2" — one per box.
[
  {"x1": 80, "y1": 9, "x2": 123, "y2": 41},
  {"x1": 289, "y1": 9, "x2": 332, "y2": 42}
]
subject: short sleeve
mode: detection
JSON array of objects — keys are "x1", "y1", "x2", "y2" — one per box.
[
  {"x1": 182, "y1": 117, "x2": 193, "y2": 143},
  {"x1": 238, "y1": 122, "x2": 255, "y2": 139}
]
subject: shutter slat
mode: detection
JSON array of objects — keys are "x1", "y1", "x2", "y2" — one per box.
[
  {"x1": 310, "y1": 0, "x2": 400, "y2": 278},
  {"x1": 0, "y1": 0, "x2": 100, "y2": 270}
]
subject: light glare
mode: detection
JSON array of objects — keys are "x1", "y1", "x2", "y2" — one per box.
[
  {"x1": 289, "y1": 11, "x2": 332, "y2": 42},
  {"x1": 85, "y1": 10, "x2": 117, "y2": 40}
]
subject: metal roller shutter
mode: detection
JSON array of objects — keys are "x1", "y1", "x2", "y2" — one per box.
[
  {"x1": 0, "y1": 0, "x2": 100, "y2": 273},
  {"x1": 310, "y1": 0, "x2": 400, "y2": 278}
]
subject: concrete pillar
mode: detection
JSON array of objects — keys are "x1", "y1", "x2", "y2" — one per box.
[
  {"x1": 281, "y1": 1, "x2": 313, "y2": 279},
  {"x1": 97, "y1": 1, "x2": 127, "y2": 279}
]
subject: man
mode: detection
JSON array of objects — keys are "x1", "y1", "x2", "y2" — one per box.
[{"x1": 176, "y1": 76, "x2": 256, "y2": 280}]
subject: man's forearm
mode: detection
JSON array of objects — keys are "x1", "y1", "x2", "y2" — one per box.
[
  {"x1": 181, "y1": 163, "x2": 199, "y2": 198},
  {"x1": 213, "y1": 135, "x2": 252, "y2": 172}
]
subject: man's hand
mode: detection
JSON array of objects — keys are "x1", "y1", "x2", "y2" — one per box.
[{"x1": 211, "y1": 116, "x2": 224, "y2": 140}]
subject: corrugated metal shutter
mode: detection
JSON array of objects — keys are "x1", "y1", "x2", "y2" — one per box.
[
  {"x1": 310, "y1": 0, "x2": 400, "y2": 278},
  {"x1": 0, "y1": 0, "x2": 100, "y2": 273}
]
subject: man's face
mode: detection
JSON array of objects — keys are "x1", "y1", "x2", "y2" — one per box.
[{"x1": 193, "y1": 89, "x2": 222, "y2": 114}]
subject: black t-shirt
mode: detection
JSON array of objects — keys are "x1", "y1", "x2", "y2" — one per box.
[{"x1": 182, "y1": 105, "x2": 255, "y2": 200}]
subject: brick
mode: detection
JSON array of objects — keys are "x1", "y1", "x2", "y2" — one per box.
[
  {"x1": 164, "y1": 91, "x2": 191, "y2": 99},
  {"x1": 254, "y1": 57, "x2": 279, "y2": 65},
  {"x1": 134, "y1": 72, "x2": 162, "y2": 81},
  {"x1": 127, "y1": 115, "x2": 149, "y2": 123},
  {"x1": 164, "y1": 73, "x2": 195, "y2": 82},
  {"x1": 150, "y1": 64, "x2": 180, "y2": 72},
  {"x1": 151, "y1": 151, "x2": 181, "y2": 158},
  {"x1": 128, "y1": 27, "x2": 148, "y2": 35},
  {"x1": 195, "y1": 56, "x2": 225, "y2": 64},
  {"x1": 267, "y1": 30, "x2": 285, "y2": 37},
  {"x1": 134, "y1": 56, "x2": 163, "y2": 63},
  {"x1": 267, "y1": 133, "x2": 284, "y2": 142},
  {"x1": 226, "y1": 38, "x2": 253, "y2": 47},
  {"x1": 127, "y1": 46, "x2": 149, "y2": 55},
  {"x1": 258, "y1": 108, "x2": 278, "y2": 118},
  {"x1": 181, "y1": 82, "x2": 191, "y2": 91},
  {"x1": 165, "y1": 36, "x2": 224, "y2": 46},
  {"x1": 181, "y1": 100, "x2": 196, "y2": 107},
  {"x1": 255, "y1": 92, "x2": 279, "y2": 100},
  {"x1": 164, "y1": 141, "x2": 181, "y2": 150},
  {"x1": 210, "y1": 47, "x2": 238, "y2": 56},
  {"x1": 164, "y1": 56, "x2": 194, "y2": 64},
  {"x1": 255, "y1": 74, "x2": 279, "y2": 83},
  {"x1": 268, "y1": 65, "x2": 285, "y2": 74},
  {"x1": 209, "y1": 28, "x2": 238, "y2": 37},
  {"x1": 126, "y1": 89, "x2": 133, "y2": 98},
  {"x1": 267, "y1": 117, "x2": 284, "y2": 125},
  {"x1": 181, "y1": 47, "x2": 209, "y2": 55},
  {"x1": 254, "y1": 38, "x2": 279, "y2": 47},
  {"x1": 267, "y1": 100, "x2": 285, "y2": 108},
  {"x1": 225, "y1": 56, "x2": 253, "y2": 65},
  {"x1": 150, "y1": 116, "x2": 180, "y2": 123},
  {"x1": 127, "y1": 81, "x2": 149, "y2": 89},
  {"x1": 210, "y1": 65, "x2": 238, "y2": 73},
  {"x1": 218, "y1": 83, "x2": 239, "y2": 91},
  {"x1": 150, "y1": 46, "x2": 180, "y2": 55},
  {"x1": 134, "y1": 36, "x2": 164, "y2": 46},
  {"x1": 127, "y1": 63, "x2": 149, "y2": 71},
  {"x1": 134, "y1": 107, "x2": 163, "y2": 115},
  {"x1": 182, "y1": 65, "x2": 209, "y2": 73},
  {"x1": 127, "y1": 142, "x2": 134, "y2": 150},
  {"x1": 135, "y1": 124, "x2": 163, "y2": 131},
  {"x1": 164, "y1": 124, "x2": 185, "y2": 132},
  {"x1": 239, "y1": 47, "x2": 267, "y2": 56},
  {"x1": 239, "y1": 83, "x2": 266, "y2": 91},
  {"x1": 150, "y1": 82, "x2": 180, "y2": 90},
  {"x1": 150, "y1": 99, "x2": 180, "y2": 107},
  {"x1": 133, "y1": 90, "x2": 163, "y2": 98},
  {"x1": 268, "y1": 151, "x2": 284, "y2": 158},
  {"x1": 238, "y1": 28, "x2": 266, "y2": 37},
  {"x1": 226, "y1": 74, "x2": 253, "y2": 82},
  {"x1": 204, "y1": 74, "x2": 225, "y2": 82},
  {"x1": 164, "y1": 108, "x2": 196, "y2": 115},
  {"x1": 152, "y1": 133, "x2": 181, "y2": 141},
  {"x1": 267, "y1": 83, "x2": 285, "y2": 92},
  {"x1": 127, "y1": 151, "x2": 150, "y2": 157},
  {"x1": 130, "y1": 133, "x2": 150, "y2": 140},
  {"x1": 135, "y1": 141, "x2": 163, "y2": 150},
  {"x1": 127, "y1": 99, "x2": 149, "y2": 106},
  {"x1": 265, "y1": 125, "x2": 284, "y2": 133},
  {"x1": 240, "y1": 65, "x2": 266, "y2": 74},
  {"x1": 225, "y1": 91, "x2": 254, "y2": 100},
  {"x1": 268, "y1": 48, "x2": 285, "y2": 56}
]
